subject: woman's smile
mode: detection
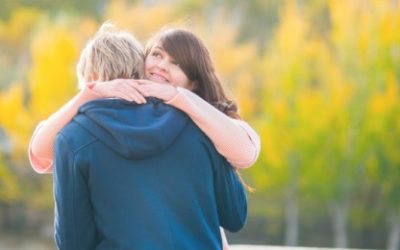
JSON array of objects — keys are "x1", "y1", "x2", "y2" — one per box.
[{"x1": 148, "y1": 72, "x2": 169, "y2": 83}]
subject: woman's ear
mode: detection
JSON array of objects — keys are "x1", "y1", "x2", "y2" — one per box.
[{"x1": 187, "y1": 81, "x2": 196, "y2": 91}]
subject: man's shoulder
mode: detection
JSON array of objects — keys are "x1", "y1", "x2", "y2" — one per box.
[
  {"x1": 179, "y1": 121, "x2": 219, "y2": 154},
  {"x1": 57, "y1": 120, "x2": 97, "y2": 153}
]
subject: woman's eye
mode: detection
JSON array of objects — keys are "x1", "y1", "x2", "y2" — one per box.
[{"x1": 152, "y1": 51, "x2": 161, "y2": 58}]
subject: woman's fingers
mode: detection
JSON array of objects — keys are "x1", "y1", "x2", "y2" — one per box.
[
  {"x1": 111, "y1": 80, "x2": 146, "y2": 103},
  {"x1": 131, "y1": 81, "x2": 149, "y2": 96},
  {"x1": 129, "y1": 89, "x2": 147, "y2": 104},
  {"x1": 135, "y1": 84, "x2": 156, "y2": 98},
  {"x1": 97, "y1": 78, "x2": 180, "y2": 103},
  {"x1": 114, "y1": 91, "x2": 135, "y2": 102},
  {"x1": 135, "y1": 79, "x2": 154, "y2": 85},
  {"x1": 125, "y1": 81, "x2": 147, "y2": 103},
  {"x1": 135, "y1": 83, "x2": 177, "y2": 102},
  {"x1": 93, "y1": 79, "x2": 149, "y2": 103}
]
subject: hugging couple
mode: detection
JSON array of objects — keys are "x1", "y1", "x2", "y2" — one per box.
[{"x1": 29, "y1": 22, "x2": 260, "y2": 249}]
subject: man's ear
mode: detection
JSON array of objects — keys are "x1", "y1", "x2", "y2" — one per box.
[{"x1": 89, "y1": 72, "x2": 98, "y2": 82}]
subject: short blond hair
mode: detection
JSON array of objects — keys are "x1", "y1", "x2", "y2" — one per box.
[{"x1": 77, "y1": 22, "x2": 144, "y2": 88}]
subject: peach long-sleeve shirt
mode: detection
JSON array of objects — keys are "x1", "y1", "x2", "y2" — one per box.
[{"x1": 29, "y1": 86, "x2": 260, "y2": 173}]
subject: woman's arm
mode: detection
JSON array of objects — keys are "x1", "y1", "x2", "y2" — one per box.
[
  {"x1": 29, "y1": 87, "x2": 102, "y2": 173},
  {"x1": 30, "y1": 78, "x2": 260, "y2": 172},
  {"x1": 29, "y1": 81, "x2": 147, "y2": 173},
  {"x1": 167, "y1": 87, "x2": 260, "y2": 168},
  {"x1": 136, "y1": 80, "x2": 261, "y2": 168}
]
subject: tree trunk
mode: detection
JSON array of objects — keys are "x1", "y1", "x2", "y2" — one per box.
[
  {"x1": 387, "y1": 213, "x2": 400, "y2": 250},
  {"x1": 285, "y1": 185, "x2": 298, "y2": 246},
  {"x1": 330, "y1": 201, "x2": 348, "y2": 248},
  {"x1": 285, "y1": 152, "x2": 299, "y2": 246}
]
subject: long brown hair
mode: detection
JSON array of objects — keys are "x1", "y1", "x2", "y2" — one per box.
[
  {"x1": 145, "y1": 28, "x2": 239, "y2": 119},
  {"x1": 145, "y1": 28, "x2": 254, "y2": 192}
]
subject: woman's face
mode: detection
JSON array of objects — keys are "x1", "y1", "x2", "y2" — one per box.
[{"x1": 145, "y1": 43, "x2": 192, "y2": 89}]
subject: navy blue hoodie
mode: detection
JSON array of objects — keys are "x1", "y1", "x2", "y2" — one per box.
[{"x1": 53, "y1": 98, "x2": 247, "y2": 250}]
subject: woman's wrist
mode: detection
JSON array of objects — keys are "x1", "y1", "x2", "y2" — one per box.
[
  {"x1": 83, "y1": 81, "x2": 103, "y2": 98},
  {"x1": 165, "y1": 86, "x2": 181, "y2": 104},
  {"x1": 86, "y1": 81, "x2": 97, "y2": 90}
]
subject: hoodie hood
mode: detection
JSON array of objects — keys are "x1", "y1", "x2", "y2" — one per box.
[{"x1": 73, "y1": 98, "x2": 188, "y2": 159}]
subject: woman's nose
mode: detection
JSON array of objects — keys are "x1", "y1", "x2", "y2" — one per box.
[{"x1": 157, "y1": 59, "x2": 169, "y2": 71}]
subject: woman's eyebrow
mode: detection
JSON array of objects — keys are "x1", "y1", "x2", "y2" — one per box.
[{"x1": 154, "y1": 45, "x2": 164, "y2": 51}]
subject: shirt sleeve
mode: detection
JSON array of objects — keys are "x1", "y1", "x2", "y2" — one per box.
[
  {"x1": 166, "y1": 87, "x2": 261, "y2": 168},
  {"x1": 28, "y1": 122, "x2": 53, "y2": 173}
]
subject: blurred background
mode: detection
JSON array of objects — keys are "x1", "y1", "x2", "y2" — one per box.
[{"x1": 0, "y1": 0, "x2": 399, "y2": 249}]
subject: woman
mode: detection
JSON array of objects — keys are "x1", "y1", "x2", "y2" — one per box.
[
  {"x1": 29, "y1": 26, "x2": 260, "y2": 249},
  {"x1": 29, "y1": 28, "x2": 260, "y2": 174}
]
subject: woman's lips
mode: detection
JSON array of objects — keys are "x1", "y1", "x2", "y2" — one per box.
[{"x1": 149, "y1": 73, "x2": 168, "y2": 83}]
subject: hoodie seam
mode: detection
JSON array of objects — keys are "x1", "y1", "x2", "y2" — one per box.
[
  {"x1": 56, "y1": 132, "x2": 78, "y2": 249},
  {"x1": 74, "y1": 138, "x2": 99, "y2": 155},
  {"x1": 69, "y1": 138, "x2": 99, "y2": 155},
  {"x1": 59, "y1": 132, "x2": 98, "y2": 249}
]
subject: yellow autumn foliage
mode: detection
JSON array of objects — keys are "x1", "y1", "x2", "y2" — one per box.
[
  {"x1": 0, "y1": 83, "x2": 32, "y2": 158},
  {"x1": 105, "y1": 0, "x2": 178, "y2": 42},
  {"x1": 28, "y1": 22, "x2": 79, "y2": 120},
  {"x1": 0, "y1": 155, "x2": 20, "y2": 203},
  {"x1": 0, "y1": 8, "x2": 41, "y2": 49},
  {"x1": 0, "y1": 1, "x2": 400, "y2": 243}
]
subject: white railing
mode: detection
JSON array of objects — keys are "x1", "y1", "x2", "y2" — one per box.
[{"x1": 230, "y1": 245, "x2": 373, "y2": 250}]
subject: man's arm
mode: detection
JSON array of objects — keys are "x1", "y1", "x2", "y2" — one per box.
[
  {"x1": 211, "y1": 152, "x2": 248, "y2": 233},
  {"x1": 53, "y1": 131, "x2": 97, "y2": 250}
]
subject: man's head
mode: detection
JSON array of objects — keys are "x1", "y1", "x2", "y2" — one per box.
[{"x1": 77, "y1": 22, "x2": 144, "y2": 89}]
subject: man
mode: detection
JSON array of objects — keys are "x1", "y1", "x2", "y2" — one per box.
[{"x1": 53, "y1": 23, "x2": 247, "y2": 249}]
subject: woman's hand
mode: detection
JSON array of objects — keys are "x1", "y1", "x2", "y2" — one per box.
[
  {"x1": 91, "y1": 79, "x2": 147, "y2": 104},
  {"x1": 135, "y1": 79, "x2": 179, "y2": 102}
]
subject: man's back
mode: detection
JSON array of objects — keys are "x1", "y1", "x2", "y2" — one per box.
[{"x1": 54, "y1": 98, "x2": 247, "y2": 250}]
